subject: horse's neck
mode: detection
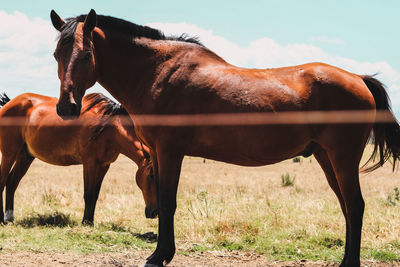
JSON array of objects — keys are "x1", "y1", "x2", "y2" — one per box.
[
  {"x1": 113, "y1": 115, "x2": 144, "y2": 164},
  {"x1": 93, "y1": 34, "x2": 172, "y2": 113}
]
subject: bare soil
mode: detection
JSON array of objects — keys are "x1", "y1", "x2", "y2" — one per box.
[{"x1": 0, "y1": 251, "x2": 398, "y2": 267}]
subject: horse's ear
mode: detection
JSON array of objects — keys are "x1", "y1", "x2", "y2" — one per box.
[
  {"x1": 50, "y1": 10, "x2": 65, "y2": 31},
  {"x1": 83, "y1": 9, "x2": 97, "y2": 35}
]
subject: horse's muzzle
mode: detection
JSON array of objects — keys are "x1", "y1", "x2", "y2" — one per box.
[
  {"x1": 56, "y1": 102, "x2": 81, "y2": 120},
  {"x1": 145, "y1": 207, "x2": 158, "y2": 219}
]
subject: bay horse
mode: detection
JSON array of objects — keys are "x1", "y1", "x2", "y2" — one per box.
[
  {"x1": 0, "y1": 92, "x2": 157, "y2": 225},
  {"x1": 50, "y1": 10, "x2": 400, "y2": 266}
]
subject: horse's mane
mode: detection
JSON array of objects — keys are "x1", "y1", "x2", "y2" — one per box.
[
  {"x1": 59, "y1": 14, "x2": 202, "y2": 47},
  {"x1": 82, "y1": 93, "x2": 128, "y2": 140},
  {"x1": 0, "y1": 93, "x2": 11, "y2": 107}
]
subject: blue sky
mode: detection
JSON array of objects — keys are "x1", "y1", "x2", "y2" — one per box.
[
  {"x1": 1, "y1": 1, "x2": 399, "y2": 114},
  {"x1": 3, "y1": 0, "x2": 400, "y2": 69}
]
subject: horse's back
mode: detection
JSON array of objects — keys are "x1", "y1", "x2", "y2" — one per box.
[
  {"x1": 170, "y1": 53, "x2": 375, "y2": 114},
  {"x1": 222, "y1": 62, "x2": 376, "y2": 111},
  {"x1": 0, "y1": 93, "x2": 56, "y2": 118},
  {"x1": 294, "y1": 63, "x2": 375, "y2": 110}
]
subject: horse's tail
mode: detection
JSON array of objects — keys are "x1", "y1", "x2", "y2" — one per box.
[
  {"x1": 0, "y1": 93, "x2": 11, "y2": 107},
  {"x1": 361, "y1": 75, "x2": 400, "y2": 172}
]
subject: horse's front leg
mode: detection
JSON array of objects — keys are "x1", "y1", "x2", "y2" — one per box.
[
  {"x1": 146, "y1": 149, "x2": 183, "y2": 267},
  {"x1": 5, "y1": 149, "x2": 34, "y2": 223},
  {"x1": 0, "y1": 156, "x2": 16, "y2": 223},
  {"x1": 82, "y1": 161, "x2": 110, "y2": 225}
]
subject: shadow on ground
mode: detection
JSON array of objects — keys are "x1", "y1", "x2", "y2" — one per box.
[
  {"x1": 133, "y1": 232, "x2": 158, "y2": 243},
  {"x1": 16, "y1": 211, "x2": 77, "y2": 228},
  {"x1": 14, "y1": 212, "x2": 158, "y2": 243},
  {"x1": 101, "y1": 222, "x2": 158, "y2": 243}
]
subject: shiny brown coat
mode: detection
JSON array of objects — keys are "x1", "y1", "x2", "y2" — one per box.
[
  {"x1": 0, "y1": 92, "x2": 156, "y2": 225},
  {"x1": 51, "y1": 10, "x2": 400, "y2": 266}
]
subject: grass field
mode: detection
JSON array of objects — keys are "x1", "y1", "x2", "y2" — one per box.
[{"x1": 0, "y1": 146, "x2": 399, "y2": 265}]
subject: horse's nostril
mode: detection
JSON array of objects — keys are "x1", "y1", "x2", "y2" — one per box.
[
  {"x1": 70, "y1": 103, "x2": 80, "y2": 116},
  {"x1": 56, "y1": 102, "x2": 81, "y2": 119},
  {"x1": 145, "y1": 207, "x2": 158, "y2": 219},
  {"x1": 70, "y1": 102, "x2": 77, "y2": 110}
]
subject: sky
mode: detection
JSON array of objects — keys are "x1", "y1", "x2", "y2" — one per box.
[{"x1": 1, "y1": 0, "x2": 399, "y2": 115}]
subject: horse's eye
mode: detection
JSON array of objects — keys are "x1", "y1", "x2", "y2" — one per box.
[{"x1": 83, "y1": 52, "x2": 92, "y2": 60}]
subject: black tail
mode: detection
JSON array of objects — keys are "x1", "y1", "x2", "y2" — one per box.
[
  {"x1": 0, "y1": 93, "x2": 10, "y2": 107},
  {"x1": 361, "y1": 75, "x2": 400, "y2": 172}
]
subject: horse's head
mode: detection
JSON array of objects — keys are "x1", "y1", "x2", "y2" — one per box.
[
  {"x1": 136, "y1": 159, "x2": 158, "y2": 219},
  {"x1": 51, "y1": 9, "x2": 98, "y2": 119}
]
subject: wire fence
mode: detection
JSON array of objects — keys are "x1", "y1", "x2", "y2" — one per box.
[{"x1": 0, "y1": 110, "x2": 396, "y2": 126}]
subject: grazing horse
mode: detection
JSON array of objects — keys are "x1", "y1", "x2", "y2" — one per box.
[
  {"x1": 0, "y1": 92, "x2": 157, "y2": 225},
  {"x1": 50, "y1": 10, "x2": 400, "y2": 266}
]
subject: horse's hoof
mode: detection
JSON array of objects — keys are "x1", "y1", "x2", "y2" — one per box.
[
  {"x1": 146, "y1": 248, "x2": 175, "y2": 266},
  {"x1": 4, "y1": 220, "x2": 14, "y2": 225},
  {"x1": 4, "y1": 210, "x2": 14, "y2": 223},
  {"x1": 339, "y1": 260, "x2": 360, "y2": 267},
  {"x1": 81, "y1": 219, "x2": 94, "y2": 226},
  {"x1": 145, "y1": 255, "x2": 163, "y2": 267}
]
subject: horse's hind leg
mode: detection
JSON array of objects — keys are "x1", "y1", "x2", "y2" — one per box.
[
  {"x1": 0, "y1": 156, "x2": 16, "y2": 223},
  {"x1": 329, "y1": 150, "x2": 364, "y2": 267},
  {"x1": 319, "y1": 126, "x2": 369, "y2": 267},
  {"x1": 5, "y1": 148, "x2": 34, "y2": 223},
  {"x1": 82, "y1": 161, "x2": 110, "y2": 225},
  {"x1": 313, "y1": 145, "x2": 350, "y2": 263}
]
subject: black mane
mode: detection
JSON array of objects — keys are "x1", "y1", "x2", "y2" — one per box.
[
  {"x1": 59, "y1": 14, "x2": 202, "y2": 46},
  {"x1": 0, "y1": 93, "x2": 11, "y2": 107},
  {"x1": 83, "y1": 93, "x2": 127, "y2": 116},
  {"x1": 82, "y1": 93, "x2": 128, "y2": 140}
]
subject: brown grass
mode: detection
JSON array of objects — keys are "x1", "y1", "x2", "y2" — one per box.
[{"x1": 3, "y1": 145, "x2": 400, "y2": 262}]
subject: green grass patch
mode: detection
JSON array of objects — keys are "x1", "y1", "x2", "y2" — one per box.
[
  {"x1": 281, "y1": 173, "x2": 296, "y2": 187},
  {"x1": 363, "y1": 250, "x2": 400, "y2": 261},
  {"x1": 292, "y1": 157, "x2": 302, "y2": 163},
  {"x1": 0, "y1": 217, "x2": 156, "y2": 253}
]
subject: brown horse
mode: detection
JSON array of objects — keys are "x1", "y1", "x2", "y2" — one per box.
[
  {"x1": 50, "y1": 10, "x2": 400, "y2": 266},
  {"x1": 0, "y1": 92, "x2": 157, "y2": 225}
]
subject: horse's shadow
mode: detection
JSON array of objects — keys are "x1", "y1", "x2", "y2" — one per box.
[
  {"x1": 16, "y1": 211, "x2": 77, "y2": 228},
  {"x1": 14, "y1": 212, "x2": 158, "y2": 243},
  {"x1": 133, "y1": 231, "x2": 158, "y2": 243},
  {"x1": 106, "y1": 222, "x2": 158, "y2": 243}
]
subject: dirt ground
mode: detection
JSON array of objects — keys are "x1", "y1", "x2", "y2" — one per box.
[{"x1": 0, "y1": 251, "x2": 398, "y2": 267}]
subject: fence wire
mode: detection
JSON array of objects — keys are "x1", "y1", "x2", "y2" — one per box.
[{"x1": 0, "y1": 110, "x2": 396, "y2": 126}]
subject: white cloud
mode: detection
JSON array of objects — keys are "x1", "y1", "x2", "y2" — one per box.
[
  {"x1": 148, "y1": 22, "x2": 400, "y2": 115},
  {"x1": 0, "y1": 10, "x2": 105, "y2": 98},
  {"x1": 0, "y1": 11, "x2": 58, "y2": 96}
]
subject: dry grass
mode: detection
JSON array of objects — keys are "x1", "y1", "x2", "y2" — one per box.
[{"x1": 1, "y1": 145, "x2": 400, "y2": 262}]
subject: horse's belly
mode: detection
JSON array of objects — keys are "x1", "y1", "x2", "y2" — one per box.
[
  {"x1": 27, "y1": 142, "x2": 81, "y2": 166},
  {"x1": 187, "y1": 125, "x2": 311, "y2": 166},
  {"x1": 25, "y1": 127, "x2": 82, "y2": 166}
]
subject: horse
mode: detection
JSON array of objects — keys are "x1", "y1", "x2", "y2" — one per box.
[
  {"x1": 0, "y1": 92, "x2": 157, "y2": 225},
  {"x1": 50, "y1": 10, "x2": 400, "y2": 266}
]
